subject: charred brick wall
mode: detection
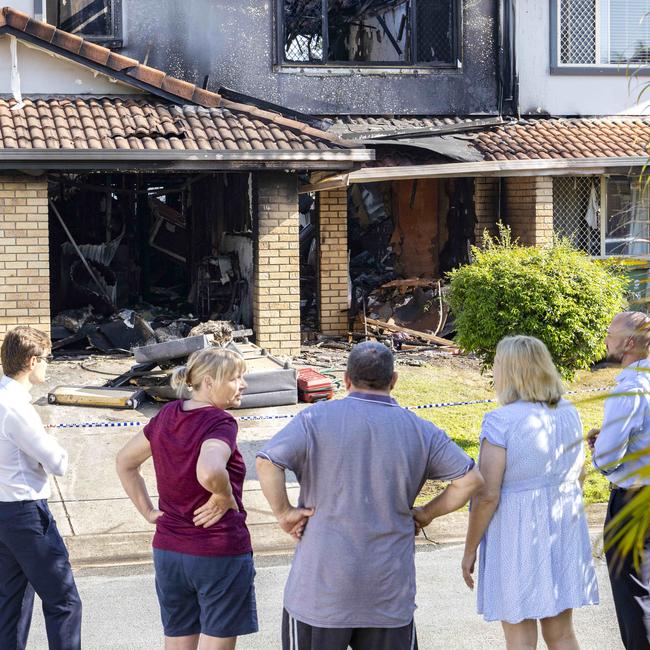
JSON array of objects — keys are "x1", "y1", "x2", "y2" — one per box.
[
  {"x1": 319, "y1": 189, "x2": 348, "y2": 335},
  {"x1": 0, "y1": 175, "x2": 50, "y2": 345},
  {"x1": 474, "y1": 177, "x2": 500, "y2": 246},
  {"x1": 254, "y1": 172, "x2": 301, "y2": 357}
]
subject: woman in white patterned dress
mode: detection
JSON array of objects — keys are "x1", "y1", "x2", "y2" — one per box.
[{"x1": 462, "y1": 335, "x2": 599, "y2": 650}]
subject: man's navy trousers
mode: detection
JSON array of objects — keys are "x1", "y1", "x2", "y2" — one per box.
[
  {"x1": 0, "y1": 499, "x2": 81, "y2": 650},
  {"x1": 606, "y1": 487, "x2": 650, "y2": 650}
]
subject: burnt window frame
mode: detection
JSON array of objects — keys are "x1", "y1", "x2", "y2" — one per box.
[
  {"x1": 49, "y1": 0, "x2": 123, "y2": 49},
  {"x1": 275, "y1": 0, "x2": 463, "y2": 69}
]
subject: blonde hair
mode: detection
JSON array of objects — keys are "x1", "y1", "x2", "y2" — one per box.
[
  {"x1": 493, "y1": 335, "x2": 565, "y2": 406},
  {"x1": 170, "y1": 348, "x2": 246, "y2": 398}
]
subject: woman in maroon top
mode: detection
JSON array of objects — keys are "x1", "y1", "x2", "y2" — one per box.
[{"x1": 116, "y1": 348, "x2": 257, "y2": 650}]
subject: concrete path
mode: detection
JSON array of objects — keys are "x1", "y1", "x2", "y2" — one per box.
[{"x1": 26, "y1": 545, "x2": 622, "y2": 650}]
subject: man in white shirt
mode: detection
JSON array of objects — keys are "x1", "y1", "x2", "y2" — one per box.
[
  {"x1": 589, "y1": 311, "x2": 650, "y2": 650},
  {"x1": 0, "y1": 327, "x2": 81, "y2": 650}
]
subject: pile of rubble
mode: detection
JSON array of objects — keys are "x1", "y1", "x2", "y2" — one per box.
[
  {"x1": 47, "y1": 328, "x2": 303, "y2": 410},
  {"x1": 362, "y1": 278, "x2": 451, "y2": 338},
  {"x1": 51, "y1": 306, "x2": 246, "y2": 358}
]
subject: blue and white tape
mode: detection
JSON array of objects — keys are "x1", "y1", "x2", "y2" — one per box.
[{"x1": 43, "y1": 386, "x2": 610, "y2": 430}]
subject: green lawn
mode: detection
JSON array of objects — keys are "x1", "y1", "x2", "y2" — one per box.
[{"x1": 389, "y1": 359, "x2": 619, "y2": 505}]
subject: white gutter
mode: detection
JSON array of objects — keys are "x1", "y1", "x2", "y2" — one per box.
[
  {"x1": 301, "y1": 156, "x2": 649, "y2": 192},
  {"x1": 0, "y1": 149, "x2": 374, "y2": 163}
]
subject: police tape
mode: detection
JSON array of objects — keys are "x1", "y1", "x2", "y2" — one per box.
[{"x1": 42, "y1": 386, "x2": 611, "y2": 430}]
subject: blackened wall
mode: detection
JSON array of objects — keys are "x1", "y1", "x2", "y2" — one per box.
[{"x1": 119, "y1": 0, "x2": 499, "y2": 116}]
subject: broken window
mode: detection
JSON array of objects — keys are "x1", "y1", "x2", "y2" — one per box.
[
  {"x1": 559, "y1": 0, "x2": 650, "y2": 65},
  {"x1": 280, "y1": 0, "x2": 459, "y2": 66},
  {"x1": 604, "y1": 176, "x2": 650, "y2": 256},
  {"x1": 47, "y1": 0, "x2": 122, "y2": 47}
]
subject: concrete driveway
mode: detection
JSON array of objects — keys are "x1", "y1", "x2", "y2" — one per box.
[{"x1": 26, "y1": 545, "x2": 622, "y2": 649}]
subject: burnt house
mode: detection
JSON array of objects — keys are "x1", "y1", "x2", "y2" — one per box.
[
  {"x1": 5, "y1": 0, "x2": 645, "y2": 351},
  {"x1": 30, "y1": 0, "x2": 507, "y2": 337}
]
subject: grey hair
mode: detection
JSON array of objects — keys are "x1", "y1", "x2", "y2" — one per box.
[
  {"x1": 347, "y1": 341, "x2": 394, "y2": 390},
  {"x1": 614, "y1": 311, "x2": 650, "y2": 354}
]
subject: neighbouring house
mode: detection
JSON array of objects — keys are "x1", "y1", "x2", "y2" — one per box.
[
  {"x1": 0, "y1": 4, "x2": 373, "y2": 355},
  {"x1": 304, "y1": 0, "x2": 650, "y2": 313}
]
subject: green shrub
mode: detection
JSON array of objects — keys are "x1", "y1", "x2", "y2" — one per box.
[{"x1": 447, "y1": 225, "x2": 627, "y2": 379}]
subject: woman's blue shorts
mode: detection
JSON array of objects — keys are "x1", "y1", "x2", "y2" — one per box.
[{"x1": 153, "y1": 548, "x2": 258, "y2": 638}]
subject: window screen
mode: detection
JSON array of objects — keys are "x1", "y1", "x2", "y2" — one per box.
[{"x1": 559, "y1": 0, "x2": 650, "y2": 65}]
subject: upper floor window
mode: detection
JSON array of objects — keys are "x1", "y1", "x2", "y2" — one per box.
[
  {"x1": 558, "y1": 0, "x2": 650, "y2": 66},
  {"x1": 279, "y1": 0, "x2": 460, "y2": 67},
  {"x1": 47, "y1": 0, "x2": 122, "y2": 48}
]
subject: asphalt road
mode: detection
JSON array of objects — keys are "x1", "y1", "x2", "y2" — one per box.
[{"x1": 26, "y1": 545, "x2": 622, "y2": 649}]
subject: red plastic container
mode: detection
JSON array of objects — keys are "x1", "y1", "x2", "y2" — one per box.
[{"x1": 297, "y1": 368, "x2": 333, "y2": 403}]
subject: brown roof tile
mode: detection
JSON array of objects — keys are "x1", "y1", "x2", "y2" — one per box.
[
  {"x1": 106, "y1": 51, "x2": 139, "y2": 72},
  {"x1": 24, "y1": 17, "x2": 55, "y2": 42},
  {"x1": 51, "y1": 29, "x2": 83, "y2": 54},
  {"x1": 0, "y1": 97, "x2": 348, "y2": 153},
  {"x1": 191, "y1": 87, "x2": 221, "y2": 108},
  {"x1": 161, "y1": 76, "x2": 197, "y2": 102},
  {"x1": 3, "y1": 6, "x2": 28, "y2": 29},
  {"x1": 466, "y1": 118, "x2": 650, "y2": 161},
  {"x1": 80, "y1": 40, "x2": 110, "y2": 65},
  {"x1": 127, "y1": 65, "x2": 167, "y2": 88}
]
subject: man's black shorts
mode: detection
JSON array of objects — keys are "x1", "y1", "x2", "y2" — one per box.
[{"x1": 282, "y1": 609, "x2": 418, "y2": 650}]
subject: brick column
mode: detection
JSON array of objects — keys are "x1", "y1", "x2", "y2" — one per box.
[
  {"x1": 253, "y1": 172, "x2": 301, "y2": 357},
  {"x1": 319, "y1": 188, "x2": 348, "y2": 335},
  {"x1": 474, "y1": 177, "x2": 500, "y2": 246},
  {"x1": 0, "y1": 175, "x2": 50, "y2": 345},
  {"x1": 504, "y1": 177, "x2": 554, "y2": 246}
]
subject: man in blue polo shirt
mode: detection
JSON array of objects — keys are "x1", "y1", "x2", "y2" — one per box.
[{"x1": 257, "y1": 341, "x2": 483, "y2": 650}]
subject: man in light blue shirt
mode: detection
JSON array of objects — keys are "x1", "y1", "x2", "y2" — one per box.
[{"x1": 589, "y1": 311, "x2": 650, "y2": 650}]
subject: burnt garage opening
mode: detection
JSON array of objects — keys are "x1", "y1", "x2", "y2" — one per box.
[
  {"x1": 347, "y1": 177, "x2": 475, "y2": 336},
  {"x1": 48, "y1": 172, "x2": 254, "y2": 351}
]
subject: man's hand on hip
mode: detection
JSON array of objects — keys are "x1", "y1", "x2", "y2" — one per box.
[
  {"x1": 278, "y1": 506, "x2": 315, "y2": 540},
  {"x1": 411, "y1": 506, "x2": 433, "y2": 532}
]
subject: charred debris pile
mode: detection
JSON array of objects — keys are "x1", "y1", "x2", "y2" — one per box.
[{"x1": 307, "y1": 179, "x2": 475, "y2": 355}]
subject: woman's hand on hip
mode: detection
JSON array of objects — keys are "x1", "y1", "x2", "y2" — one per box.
[
  {"x1": 193, "y1": 493, "x2": 239, "y2": 528},
  {"x1": 461, "y1": 550, "x2": 477, "y2": 590},
  {"x1": 145, "y1": 508, "x2": 164, "y2": 525}
]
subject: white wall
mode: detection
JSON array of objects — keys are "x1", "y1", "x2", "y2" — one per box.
[
  {"x1": 9, "y1": 0, "x2": 36, "y2": 16},
  {"x1": 0, "y1": 37, "x2": 141, "y2": 95},
  {"x1": 516, "y1": 0, "x2": 649, "y2": 116}
]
